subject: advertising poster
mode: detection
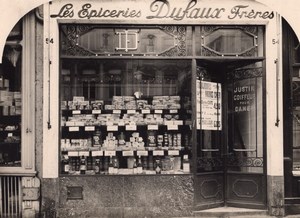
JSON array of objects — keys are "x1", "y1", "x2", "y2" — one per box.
[{"x1": 196, "y1": 80, "x2": 222, "y2": 130}]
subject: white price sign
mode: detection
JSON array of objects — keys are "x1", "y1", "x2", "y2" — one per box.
[
  {"x1": 107, "y1": 126, "x2": 118, "y2": 131},
  {"x1": 142, "y1": 109, "x2": 150, "y2": 114},
  {"x1": 126, "y1": 125, "x2": 137, "y2": 131},
  {"x1": 92, "y1": 110, "x2": 101, "y2": 114},
  {"x1": 105, "y1": 150, "x2": 116, "y2": 156},
  {"x1": 137, "y1": 151, "x2": 148, "y2": 156},
  {"x1": 170, "y1": 109, "x2": 178, "y2": 114},
  {"x1": 148, "y1": 125, "x2": 158, "y2": 130},
  {"x1": 85, "y1": 126, "x2": 95, "y2": 131},
  {"x1": 127, "y1": 110, "x2": 136, "y2": 114},
  {"x1": 154, "y1": 110, "x2": 163, "y2": 114},
  {"x1": 68, "y1": 151, "x2": 79, "y2": 157},
  {"x1": 153, "y1": 150, "x2": 164, "y2": 156},
  {"x1": 113, "y1": 110, "x2": 121, "y2": 114},
  {"x1": 168, "y1": 150, "x2": 179, "y2": 156},
  {"x1": 167, "y1": 125, "x2": 178, "y2": 130},
  {"x1": 72, "y1": 110, "x2": 81, "y2": 115},
  {"x1": 122, "y1": 151, "x2": 134, "y2": 156},
  {"x1": 79, "y1": 151, "x2": 90, "y2": 156},
  {"x1": 91, "y1": 151, "x2": 103, "y2": 156},
  {"x1": 69, "y1": 127, "x2": 79, "y2": 132}
]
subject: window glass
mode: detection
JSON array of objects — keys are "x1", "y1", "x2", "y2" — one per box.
[
  {"x1": 0, "y1": 45, "x2": 22, "y2": 167},
  {"x1": 60, "y1": 59, "x2": 192, "y2": 175}
]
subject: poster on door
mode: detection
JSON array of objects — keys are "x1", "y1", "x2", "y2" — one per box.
[{"x1": 196, "y1": 80, "x2": 222, "y2": 130}]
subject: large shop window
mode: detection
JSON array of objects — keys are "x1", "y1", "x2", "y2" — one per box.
[
  {"x1": 0, "y1": 15, "x2": 35, "y2": 174},
  {"x1": 59, "y1": 24, "x2": 264, "y2": 176}
]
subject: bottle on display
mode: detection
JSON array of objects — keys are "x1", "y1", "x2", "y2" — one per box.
[
  {"x1": 142, "y1": 156, "x2": 148, "y2": 170},
  {"x1": 80, "y1": 156, "x2": 87, "y2": 174},
  {"x1": 108, "y1": 156, "x2": 114, "y2": 174},
  {"x1": 133, "y1": 158, "x2": 138, "y2": 174},
  {"x1": 183, "y1": 155, "x2": 190, "y2": 173},
  {"x1": 155, "y1": 159, "x2": 161, "y2": 174},
  {"x1": 148, "y1": 155, "x2": 154, "y2": 170},
  {"x1": 113, "y1": 157, "x2": 119, "y2": 174},
  {"x1": 87, "y1": 156, "x2": 93, "y2": 171},
  {"x1": 75, "y1": 157, "x2": 80, "y2": 173},
  {"x1": 94, "y1": 158, "x2": 100, "y2": 174},
  {"x1": 93, "y1": 130, "x2": 102, "y2": 146},
  {"x1": 137, "y1": 156, "x2": 143, "y2": 174},
  {"x1": 103, "y1": 157, "x2": 109, "y2": 174},
  {"x1": 61, "y1": 155, "x2": 69, "y2": 174}
]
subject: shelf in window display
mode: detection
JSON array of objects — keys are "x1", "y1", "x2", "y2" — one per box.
[{"x1": 61, "y1": 108, "x2": 188, "y2": 116}]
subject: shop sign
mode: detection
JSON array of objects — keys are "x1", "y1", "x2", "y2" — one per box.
[
  {"x1": 50, "y1": 0, "x2": 274, "y2": 22},
  {"x1": 233, "y1": 81, "x2": 255, "y2": 113},
  {"x1": 196, "y1": 80, "x2": 222, "y2": 130}
]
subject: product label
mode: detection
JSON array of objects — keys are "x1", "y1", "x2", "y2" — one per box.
[
  {"x1": 113, "y1": 110, "x2": 121, "y2": 114},
  {"x1": 170, "y1": 109, "x2": 178, "y2": 114},
  {"x1": 79, "y1": 151, "x2": 90, "y2": 156},
  {"x1": 68, "y1": 151, "x2": 79, "y2": 157}
]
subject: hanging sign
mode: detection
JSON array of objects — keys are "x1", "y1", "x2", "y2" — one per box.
[{"x1": 196, "y1": 80, "x2": 222, "y2": 130}]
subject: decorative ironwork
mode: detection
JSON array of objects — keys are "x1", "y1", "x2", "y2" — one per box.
[
  {"x1": 201, "y1": 47, "x2": 219, "y2": 56},
  {"x1": 61, "y1": 24, "x2": 187, "y2": 57},
  {"x1": 201, "y1": 26, "x2": 259, "y2": 57},
  {"x1": 227, "y1": 157, "x2": 263, "y2": 167},
  {"x1": 160, "y1": 26, "x2": 186, "y2": 56},
  {"x1": 228, "y1": 67, "x2": 263, "y2": 80},
  {"x1": 197, "y1": 157, "x2": 223, "y2": 169}
]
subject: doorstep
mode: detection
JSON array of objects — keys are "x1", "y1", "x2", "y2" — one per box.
[{"x1": 192, "y1": 207, "x2": 268, "y2": 218}]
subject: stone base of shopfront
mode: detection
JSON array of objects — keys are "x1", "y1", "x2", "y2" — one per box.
[
  {"x1": 267, "y1": 175, "x2": 285, "y2": 217},
  {"x1": 41, "y1": 175, "x2": 194, "y2": 218}
]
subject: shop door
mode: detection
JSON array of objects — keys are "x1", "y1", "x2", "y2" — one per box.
[{"x1": 194, "y1": 64, "x2": 266, "y2": 210}]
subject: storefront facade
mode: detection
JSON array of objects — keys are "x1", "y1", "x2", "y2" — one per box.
[{"x1": 1, "y1": 0, "x2": 297, "y2": 217}]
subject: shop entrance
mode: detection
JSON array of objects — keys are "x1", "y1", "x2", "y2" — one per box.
[{"x1": 194, "y1": 60, "x2": 266, "y2": 210}]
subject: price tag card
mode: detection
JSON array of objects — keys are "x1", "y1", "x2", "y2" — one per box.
[
  {"x1": 142, "y1": 109, "x2": 150, "y2": 114},
  {"x1": 153, "y1": 150, "x2": 164, "y2": 156},
  {"x1": 7, "y1": 133, "x2": 13, "y2": 137},
  {"x1": 164, "y1": 121, "x2": 174, "y2": 126},
  {"x1": 69, "y1": 126, "x2": 79, "y2": 132},
  {"x1": 154, "y1": 110, "x2": 163, "y2": 114},
  {"x1": 122, "y1": 151, "x2": 134, "y2": 156},
  {"x1": 68, "y1": 151, "x2": 79, "y2": 157},
  {"x1": 168, "y1": 150, "x2": 179, "y2": 156},
  {"x1": 72, "y1": 110, "x2": 81, "y2": 115},
  {"x1": 79, "y1": 151, "x2": 90, "y2": 156},
  {"x1": 105, "y1": 150, "x2": 116, "y2": 156},
  {"x1": 148, "y1": 125, "x2": 158, "y2": 130},
  {"x1": 126, "y1": 125, "x2": 137, "y2": 131},
  {"x1": 113, "y1": 110, "x2": 121, "y2": 114},
  {"x1": 167, "y1": 125, "x2": 178, "y2": 130},
  {"x1": 85, "y1": 126, "x2": 95, "y2": 131},
  {"x1": 127, "y1": 110, "x2": 136, "y2": 114},
  {"x1": 91, "y1": 150, "x2": 103, "y2": 156},
  {"x1": 174, "y1": 120, "x2": 183, "y2": 125},
  {"x1": 107, "y1": 126, "x2": 118, "y2": 131},
  {"x1": 92, "y1": 110, "x2": 101, "y2": 114},
  {"x1": 169, "y1": 109, "x2": 178, "y2": 114},
  {"x1": 137, "y1": 150, "x2": 148, "y2": 156}
]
